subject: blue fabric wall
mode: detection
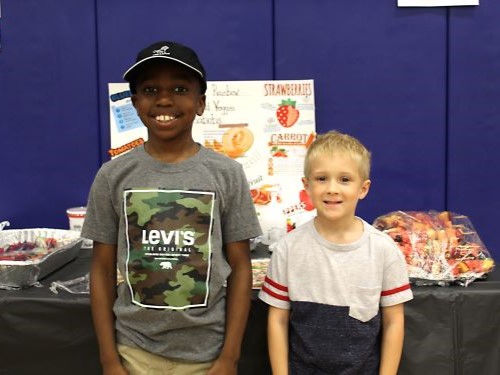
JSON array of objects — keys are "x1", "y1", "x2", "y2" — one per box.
[{"x1": 1, "y1": 1, "x2": 499, "y2": 258}]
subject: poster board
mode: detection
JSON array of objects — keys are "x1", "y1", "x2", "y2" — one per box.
[{"x1": 108, "y1": 80, "x2": 317, "y2": 248}]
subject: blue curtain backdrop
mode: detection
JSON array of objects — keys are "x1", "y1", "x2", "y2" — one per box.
[{"x1": 1, "y1": 0, "x2": 499, "y2": 259}]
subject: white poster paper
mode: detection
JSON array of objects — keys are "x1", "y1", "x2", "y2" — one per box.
[{"x1": 108, "y1": 80, "x2": 317, "y2": 248}]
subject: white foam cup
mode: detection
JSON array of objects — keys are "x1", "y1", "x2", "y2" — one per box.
[
  {"x1": 66, "y1": 206, "x2": 87, "y2": 231},
  {"x1": 66, "y1": 206, "x2": 93, "y2": 248}
]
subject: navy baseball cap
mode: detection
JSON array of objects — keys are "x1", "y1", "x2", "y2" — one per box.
[{"x1": 123, "y1": 41, "x2": 207, "y2": 94}]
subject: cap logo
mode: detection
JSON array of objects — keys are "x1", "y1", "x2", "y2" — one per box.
[{"x1": 152, "y1": 46, "x2": 170, "y2": 56}]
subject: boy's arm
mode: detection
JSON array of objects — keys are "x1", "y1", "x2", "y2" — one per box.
[
  {"x1": 90, "y1": 241, "x2": 128, "y2": 374},
  {"x1": 379, "y1": 303, "x2": 405, "y2": 375},
  {"x1": 209, "y1": 239, "x2": 252, "y2": 375},
  {"x1": 268, "y1": 306, "x2": 290, "y2": 375}
]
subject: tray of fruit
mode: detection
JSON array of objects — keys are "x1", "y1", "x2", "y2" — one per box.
[
  {"x1": 0, "y1": 228, "x2": 83, "y2": 289},
  {"x1": 373, "y1": 211, "x2": 495, "y2": 286}
]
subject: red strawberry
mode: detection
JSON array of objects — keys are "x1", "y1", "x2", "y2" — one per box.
[{"x1": 276, "y1": 99, "x2": 300, "y2": 127}]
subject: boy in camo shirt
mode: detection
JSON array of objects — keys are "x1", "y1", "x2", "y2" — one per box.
[{"x1": 82, "y1": 40, "x2": 261, "y2": 375}]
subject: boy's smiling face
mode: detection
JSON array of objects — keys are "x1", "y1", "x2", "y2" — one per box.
[
  {"x1": 131, "y1": 60, "x2": 206, "y2": 146},
  {"x1": 302, "y1": 152, "x2": 370, "y2": 226}
]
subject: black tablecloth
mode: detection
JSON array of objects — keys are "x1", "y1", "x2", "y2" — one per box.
[
  {"x1": 399, "y1": 269, "x2": 500, "y2": 375},
  {"x1": 0, "y1": 249, "x2": 100, "y2": 375},
  {"x1": 0, "y1": 248, "x2": 499, "y2": 375}
]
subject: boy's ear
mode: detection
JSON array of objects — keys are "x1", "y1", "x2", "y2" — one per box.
[
  {"x1": 302, "y1": 177, "x2": 309, "y2": 190},
  {"x1": 131, "y1": 94, "x2": 137, "y2": 108},
  {"x1": 196, "y1": 94, "x2": 206, "y2": 116},
  {"x1": 359, "y1": 179, "x2": 371, "y2": 200}
]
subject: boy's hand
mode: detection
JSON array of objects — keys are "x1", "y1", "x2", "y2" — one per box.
[{"x1": 207, "y1": 355, "x2": 238, "y2": 375}]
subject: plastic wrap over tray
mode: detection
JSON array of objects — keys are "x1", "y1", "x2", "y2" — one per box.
[
  {"x1": 0, "y1": 228, "x2": 83, "y2": 289},
  {"x1": 373, "y1": 211, "x2": 495, "y2": 286}
]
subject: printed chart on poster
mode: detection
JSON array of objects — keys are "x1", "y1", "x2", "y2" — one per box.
[{"x1": 108, "y1": 79, "x2": 317, "y2": 248}]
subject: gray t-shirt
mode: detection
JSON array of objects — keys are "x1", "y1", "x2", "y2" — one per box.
[
  {"x1": 82, "y1": 145, "x2": 262, "y2": 362},
  {"x1": 259, "y1": 218, "x2": 413, "y2": 373}
]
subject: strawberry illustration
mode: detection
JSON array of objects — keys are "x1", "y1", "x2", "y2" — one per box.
[
  {"x1": 299, "y1": 189, "x2": 314, "y2": 211},
  {"x1": 276, "y1": 99, "x2": 300, "y2": 127}
]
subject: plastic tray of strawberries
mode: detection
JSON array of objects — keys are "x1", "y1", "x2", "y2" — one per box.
[
  {"x1": 0, "y1": 228, "x2": 83, "y2": 289},
  {"x1": 373, "y1": 210, "x2": 495, "y2": 286}
]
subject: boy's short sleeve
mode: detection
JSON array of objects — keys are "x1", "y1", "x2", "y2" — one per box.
[
  {"x1": 258, "y1": 242, "x2": 290, "y2": 310},
  {"x1": 81, "y1": 167, "x2": 119, "y2": 245},
  {"x1": 380, "y1": 242, "x2": 413, "y2": 307}
]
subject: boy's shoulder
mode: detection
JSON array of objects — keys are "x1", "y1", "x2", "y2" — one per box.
[
  {"x1": 362, "y1": 219, "x2": 405, "y2": 261},
  {"x1": 200, "y1": 146, "x2": 243, "y2": 167},
  {"x1": 98, "y1": 146, "x2": 143, "y2": 172},
  {"x1": 363, "y1": 219, "x2": 394, "y2": 242},
  {"x1": 280, "y1": 219, "x2": 314, "y2": 245},
  {"x1": 195, "y1": 147, "x2": 249, "y2": 180}
]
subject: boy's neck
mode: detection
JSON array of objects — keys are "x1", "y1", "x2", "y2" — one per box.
[
  {"x1": 144, "y1": 139, "x2": 200, "y2": 163},
  {"x1": 314, "y1": 216, "x2": 364, "y2": 244}
]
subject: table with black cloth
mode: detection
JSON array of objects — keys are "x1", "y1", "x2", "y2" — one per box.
[{"x1": 0, "y1": 248, "x2": 499, "y2": 375}]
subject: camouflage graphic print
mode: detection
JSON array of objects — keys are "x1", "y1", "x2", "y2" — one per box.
[{"x1": 124, "y1": 189, "x2": 215, "y2": 309}]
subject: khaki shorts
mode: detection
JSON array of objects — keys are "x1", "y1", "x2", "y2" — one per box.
[{"x1": 118, "y1": 344, "x2": 214, "y2": 375}]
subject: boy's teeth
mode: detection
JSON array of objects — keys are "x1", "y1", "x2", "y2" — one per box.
[{"x1": 156, "y1": 115, "x2": 175, "y2": 121}]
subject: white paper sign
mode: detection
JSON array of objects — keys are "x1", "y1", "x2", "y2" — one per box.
[
  {"x1": 108, "y1": 80, "x2": 317, "y2": 247},
  {"x1": 398, "y1": 0, "x2": 478, "y2": 6}
]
